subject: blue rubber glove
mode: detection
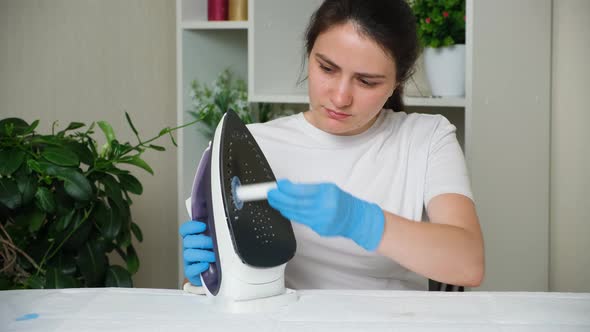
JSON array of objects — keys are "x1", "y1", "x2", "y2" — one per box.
[
  {"x1": 267, "y1": 179, "x2": 385, "y2": 251},
  {"x1": 179, "y1": 220, "x2": 215, "y2": 286}
]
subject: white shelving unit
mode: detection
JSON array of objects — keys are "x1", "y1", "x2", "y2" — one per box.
[
  {"x1": 176, "y1": 0, "x2": 552, "y2": 292},
  {"x1": 245, "y1": 94, "x2": 466, "y2": 108},
  {"x1": 405, "y1": 96, "x2": 465, "y2": 108},
  {"x1": 176, "y1": 0, "x2": 250, "y2": 287},
  {"x1": 181, "y1": 20, "x2": 250, "y2": 30}
]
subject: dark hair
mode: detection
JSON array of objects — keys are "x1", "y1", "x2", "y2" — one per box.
[{"x1": 304, "y1": 0, "x2": 420, "y2": 112}]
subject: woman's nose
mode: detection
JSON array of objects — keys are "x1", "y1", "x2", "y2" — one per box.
[{"x1": 330, "y1": 79, "x2": 353, "y2": 108}]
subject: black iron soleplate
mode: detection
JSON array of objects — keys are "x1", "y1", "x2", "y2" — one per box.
[{"x1": 218, "y1": 110, "x2": 296, "y2": 267}]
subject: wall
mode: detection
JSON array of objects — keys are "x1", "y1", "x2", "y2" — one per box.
[
  {"x1": 468, "y1": 0, "x2": 552, "y2": 291},
  {"x1": 0, "y1": 0, "x2": 178, "y2": 288},
  {"x1": 550, "y1": 0, "x2": 590, "y2": 292}
]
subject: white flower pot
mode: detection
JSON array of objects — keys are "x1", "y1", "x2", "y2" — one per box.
[{"x1": 423, "y1": 44, "x2": 466, "y2": 97}]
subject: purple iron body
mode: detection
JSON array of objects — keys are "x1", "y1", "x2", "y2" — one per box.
[{"x1": 191, "y1": 145, "x2": 221, "y2": 294}]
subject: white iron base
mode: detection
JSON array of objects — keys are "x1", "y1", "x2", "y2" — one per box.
[
  {"x1": 183, "y1": 282, "x2": 298, "y2": 313},
  {"x1": 220, "y1": 288, "x2": 298, "y2": 313}
]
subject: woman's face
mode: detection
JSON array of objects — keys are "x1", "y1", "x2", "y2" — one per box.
[{"x1": 306, "y1": 22, "x2": 398, "y2": 136}]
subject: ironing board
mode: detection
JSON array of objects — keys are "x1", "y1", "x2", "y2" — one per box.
[{"x1": 2, "y1": 288, "x2": 589, "y2": 331}]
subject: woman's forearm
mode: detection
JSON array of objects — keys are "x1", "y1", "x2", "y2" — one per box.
[{"x1": 376, "y1": 210, "x2": 485, "y2": 287}]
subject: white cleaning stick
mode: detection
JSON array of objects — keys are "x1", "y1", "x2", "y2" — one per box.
[{"x1": 235, "y1": 181, "x2": 277, "y2": 203}]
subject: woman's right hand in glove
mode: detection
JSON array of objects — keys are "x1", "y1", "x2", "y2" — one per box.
[{"x1": 179, "y1": 220, "x2": 215, "y2": 286}]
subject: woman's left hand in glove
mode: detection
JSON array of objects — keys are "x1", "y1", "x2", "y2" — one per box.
[{"x1": 267, "y1": 179, "x2": 385, "y2": 251}]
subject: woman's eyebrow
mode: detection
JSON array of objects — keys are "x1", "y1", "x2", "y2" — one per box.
[{"x1": 315, "y1": 53, "x2": 387, "y2": 79}]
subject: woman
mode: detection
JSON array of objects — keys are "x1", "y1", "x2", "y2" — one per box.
[{"x1": 180, "y1": 0, "x2": 484, "y2": 291}]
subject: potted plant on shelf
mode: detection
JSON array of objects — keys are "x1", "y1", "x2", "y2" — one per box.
[
  {"x1": 189, "y1": 68, "x2": 252, "y2": 137},
  {"x1": 188, "y1": 68, "x2": 296, "y2": 136},
  {"x1": 411, "y1": 0, "x2": 466, "y2": 97},
  {"x1": 0, "y1": 114, "x2": 191, "y2": 290}
]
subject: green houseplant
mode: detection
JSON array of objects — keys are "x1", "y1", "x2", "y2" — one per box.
[
  {"x1": 411, "y1": 0, "x2": 465, "y2": 48},
  {"x1": 0, "y1": 115, "x2": 189, "y2": 290},
  {"x1": 410, "y1": 0, "x2": 466, "y2": 96},
  {"x1": 188, "y1": 68, "x2": 296, "y2": 135},
  {"x1": 189, "y1": 68, "x2": 252, "y2": 136}
]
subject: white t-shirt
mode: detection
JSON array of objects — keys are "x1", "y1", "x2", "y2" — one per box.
[{"x1": 247, "y1": 109, "x2": 473, "y2": 291}]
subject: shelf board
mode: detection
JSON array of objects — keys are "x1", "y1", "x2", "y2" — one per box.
[
  {"x1": 404, "y1": 96, "x2": 465, "y2": 107},
  {"x1": 250, "y1": 94, "x2": 309, "y2": 104},
  {"x1": 182, "y1": 20, "x2": 249, "y2": 30},
  {"x1": 250, "y1": 94, "x2": 465, "y2": 108}
]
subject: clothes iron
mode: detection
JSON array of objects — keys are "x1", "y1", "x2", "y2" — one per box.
[{"x1": 186, "y1": 110, "x2": 297, "y2": 312}]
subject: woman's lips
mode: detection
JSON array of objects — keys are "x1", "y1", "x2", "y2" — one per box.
[{"x1": 325, "y1": 107, "x2": 351, "y2": 120}]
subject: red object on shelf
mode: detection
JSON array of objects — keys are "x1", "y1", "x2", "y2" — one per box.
[{"x1": 208, "y1": 0, "x2": 228, "y2": 21}]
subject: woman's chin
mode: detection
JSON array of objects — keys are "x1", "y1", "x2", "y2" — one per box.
[
  {"x1": 320, "y1": 120, "x2": 356, "y2": 136},
  {"x1": 305, "y1": 109, "x2": 359, "y2": 135}
]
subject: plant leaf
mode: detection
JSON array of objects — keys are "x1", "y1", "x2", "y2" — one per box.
[
  {"x1": 23, "y1": 119, "x2": 40, "y2": 135},
  {"x1": 57, "y1": 122, "x2": 85, "y2": 136},
  {"x1": 53, "y1": 183, "x2": 75, "y2": 215},
  {"x1": 105, "y1": 265, "x2": 133, "y2": 287},
  {"x1": 88, "y1": 136, "x2": 98, "y2": 156},
  {"x1": 97, "y1": 121, "x2": 116, "y2": 145},
  {"x1": 25, "y1": 207, "x2": 46, "y2": 233},
  {"x1": 0, "y1": 177, "x2": 22, "y2": 209},
  {"x1": 41, "y1": 146, "x2": 80, "y2": 167},
  {"x1": 55, "y1": 209, "x2": 76, "y2": 231},
  {"x1": 45, "y1": 267, "x2": 79, "y2": 289},
  {"x1": 27, "y1": 159, "x2": 43, "y2": 174},
  {"x1": 67, "y1": 121, "x2": 85, "y2": 130},
  {"x1": 94, "y1": 200, "x2": 121, "y2": 240},
  {"x1": 126, "y1": 245, "x2": 140, "y2": 274},
  {"x1": 63, "y1": 211, "x2": 92, "y2": 250},
  {"x1": 55, "y1": 168, "x2": 93, "y2": 201},
  {"x1": 0, "y1": 118, "x2": 29, "y2": 136},
  {"x1": 167, "y1": 130, "x2": 177, "y2": 147},
  {"x1": 56, "y1": 122, "x2": 85, "y2": 137},
  {"x1": 110, "y1": 139, "x2": 123, "y2": 158},
  {"x1": 130, "y1": 221, "x2": 143, "y2": 242},
  {"x1": 33, "y1": 160, "x2": 62, "y2": 176},
  {"x1": 148, "y1": 144, "x2": 165, "y2": 151},
  {"x1": 117, "y1": 173, "x2": 143, "y2": 195},
  {"x1": 117, "y1": 200, "x2": 131, "y2": 234},
  {"x1": 100, "y1": 174, "x2": 125, "y2": 210},
  {"x1": 119, "y1": 155, "x2": 153, "y2": 175},
  {"x1": 95, "y1": 236, "x2": 115, "y2": 254},
  {"x1": 103, "y1": 166, "x2": 128, "y2": 176},
  {"x1": 17, "y1": 174, "x2": 37, "y2": 205},
  {"x1": 30, "y1": 135, "x2": 63, "y2": 147},
  {"x1": 125, "y1": 112, "x2": 139, "y2": 137},
  {"x1": 35, "y1": 187, "x2": 56, "y2": 214},
  {"x1": 75, "y1": 240, "x2": 107, "y2": 287},
  {"x1": 122, "y1": 189, "x2": 133, "y2": 205},
  {"x1": 116, "y1": 228, "x2": 131, "y2": 249},
  {"x1": 66, "y1": 141, "x2": 94, "y2": 165},
  {"x1": 0, "y1": 149, "x2": 26, "y2": 175}
]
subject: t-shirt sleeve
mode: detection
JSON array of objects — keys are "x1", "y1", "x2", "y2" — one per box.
[{"x1": 423, "y1": 116, "x2": 474, "y2": 207}]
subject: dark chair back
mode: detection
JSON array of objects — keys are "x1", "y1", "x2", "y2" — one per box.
[{"x1": 429, "y1": 279, "x2": 465, "y2": 292}]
